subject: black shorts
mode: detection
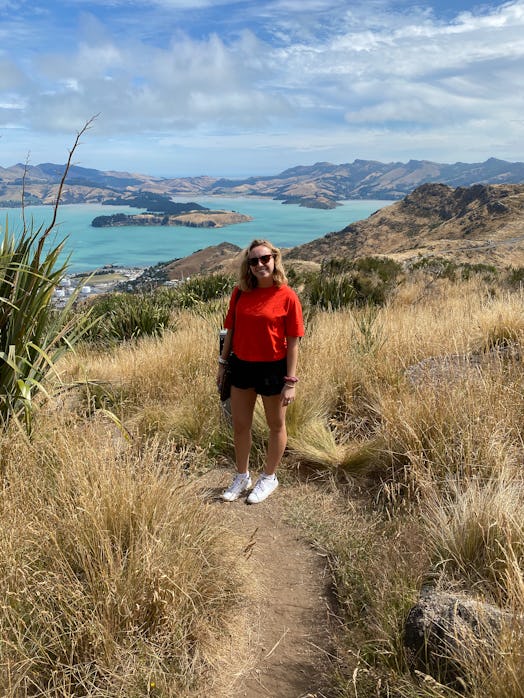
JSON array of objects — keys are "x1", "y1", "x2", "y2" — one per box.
[{"x1": 229, "y1": 355, "x2": 287, "y2": 396}]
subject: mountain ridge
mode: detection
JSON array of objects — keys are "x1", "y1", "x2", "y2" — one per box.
[{"x1": 1, "y1": 158, "x2": 524, "y2": 209}]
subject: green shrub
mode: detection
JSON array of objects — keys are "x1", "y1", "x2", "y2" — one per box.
[
  {"x1": 82, "y1": 292, "x2": 172, "y2": 344},
  {"x1": 352, "y1": 271, "x2": 389, "y2": 305},
  {"x1": 408, "y1": 256, "x2": 497, "y2": 283},
  {"x1": 306, "y1": 274, "x2": 357, "y2": 310},
  {"x1": 409, "y1": 256, "x2": 459, "y2": 280},
  {"x1": 305, "y1": 256, "x2": 402, "y2": 309},
  {"x1": 320, "y1": 257, "x2": 355, "y2": 275},
  {"x1": 163, "y1": 273, "x2": 235, "y2": 308},
  {"x1": 285, "y1": 266, "x2": 318, "y2": 288},
  {"x1": 504, "y1": 267, "x2": 524, "y2": 288},
  {"x1": 82, "y1": 274, "x2": 235, "y2": 345},
  {"x1": 352, "y1": 256, "x2": 402, "y2": 281},
  {"x1": 460, "y1": 262, "x2": 498, "y2": 281}
]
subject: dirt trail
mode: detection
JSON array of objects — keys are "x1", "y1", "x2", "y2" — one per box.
[{"x1": 201, "y1": 470, "x2": 334, "y2": 698}]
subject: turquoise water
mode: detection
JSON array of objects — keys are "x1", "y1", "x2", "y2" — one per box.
[{"x1": 0, "y1": 197, "x2": 393, "y2": 273}]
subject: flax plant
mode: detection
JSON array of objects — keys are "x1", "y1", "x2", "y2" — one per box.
[
  {"x1": 0, "y1": 221, "x2": 89, "y2": 431},
  {"x1": 0, "y1": 122, "x2": 94, "y2": 431}
]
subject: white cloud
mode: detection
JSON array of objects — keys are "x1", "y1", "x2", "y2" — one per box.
[
  {"x1": 2, "y1": 15, "x2": 289, "y2": 136},
  {"x1": 1, "y1": 0, "x2": 524, "y2": 172}
]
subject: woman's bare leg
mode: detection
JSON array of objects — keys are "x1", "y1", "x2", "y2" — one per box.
[
  {"x1": 230, "y1": 386, "x2": 257, "y2": 473},
  {"x1": 261, "y1": 394, "x2": 287, "y2": 476}
]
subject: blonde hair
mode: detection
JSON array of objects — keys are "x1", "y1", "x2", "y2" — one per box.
[{"x1": 238, "y1": 239, "x2": 288, "y2": 291}]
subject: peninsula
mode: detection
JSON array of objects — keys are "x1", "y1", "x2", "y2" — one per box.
[
  {"x1": 91, "y1": 193, "x2": 252, "y2": 228},
  {"x1": 91, "y1": 210, "x2": 252, "y2": 228}
]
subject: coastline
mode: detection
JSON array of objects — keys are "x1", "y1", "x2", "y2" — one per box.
[{"x1": 3, "y1": 197, "x2": 394, "y2": 275}]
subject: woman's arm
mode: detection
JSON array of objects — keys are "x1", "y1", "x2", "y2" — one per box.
[
  {"x1": 285, "y1": 336, "x2": 299, "y2": 378},
  {"x1": 281, "y1": 336, "x2": 300, "y2": 404}
]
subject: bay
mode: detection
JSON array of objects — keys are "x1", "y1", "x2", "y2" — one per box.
[{"x1": 0, "y1": 197, "x2": 393, "y2": 274}]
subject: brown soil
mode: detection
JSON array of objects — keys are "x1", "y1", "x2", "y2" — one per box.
[{"x1": 201, "y1": 470, "x2": 335, "y2": 698}]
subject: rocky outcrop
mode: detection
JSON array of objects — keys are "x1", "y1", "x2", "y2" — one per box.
[
  {"x1": 404, "y1": 588, "x2": 517, "y2": 684},
  {"x1": 404, "y1": 344, "x2": 522, "y2": 386}
]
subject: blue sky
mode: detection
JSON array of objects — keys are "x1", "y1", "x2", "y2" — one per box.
[{"x1": 1, "y1": 0, "x2": 523, "y2": 176}]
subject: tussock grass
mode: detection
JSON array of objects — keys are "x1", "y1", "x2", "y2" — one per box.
[
  {"x1": 0, "y1": 417, "x2": 245, "y2": 696},
  {"x1": 8, "y1": 266, "x2": 524, "y2": 696},
  {"x1": 279, "y1": 277, "x2": 524, "y2": 696},
  {"x1": 424, "y1": 472, "x2": 524, "y2": 598},
  {"x1": 469, "y1": 291, "x2": 524, "y2": 353},
  {"x1": 285, "y1": 484, "x2": 429, "y2": 696},
  {"x1": 287, "y1": 418, "x2": 351, "y2": 470},
  {"x1": 63, "y1": 311, "x2": 223, "y2": 447},
  {"x1": 287, "y1": 418, "x2": 383, "y2": 474},
  {"x1": 376, "y1": 364, "x2": 524, "y2": 503}
]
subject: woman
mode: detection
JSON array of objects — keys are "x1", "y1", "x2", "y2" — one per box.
[{"x1": 217, "y1": 239, "x2": 304, "y2": 504}]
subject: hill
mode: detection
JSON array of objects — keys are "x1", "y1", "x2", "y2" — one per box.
[
  {"x1": 2, "y1": 157, "x2": 524, "y2": 209},
  {"x1": 285, "y1": 182, "x2": 524, "y2": 268},
  {"x1": 139, "y1": 182, "x2": 524, "y2": 281}
]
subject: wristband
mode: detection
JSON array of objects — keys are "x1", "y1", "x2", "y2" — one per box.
[
  {"x1": 284, "y1": 376, "x2": 299, "y2": 383},
  {"x1": 218, "y1": 357, "x2": 228, "y2": 365}
]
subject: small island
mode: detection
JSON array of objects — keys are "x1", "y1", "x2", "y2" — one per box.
[
  {"x1": 280, "y1": 195, "x2": 340, "y2": 209},
  {"x1": 91, "y1": 192, "x2": 253, "y2": 228}
]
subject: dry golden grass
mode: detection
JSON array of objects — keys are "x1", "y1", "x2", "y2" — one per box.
[
  {"x1": 6, "y1": 274, "x2": 524, "y2": 696},
  {"x1": 61, "y1": 311, "x2": 223, "y2": 447},
  {"x1": 0, "y1": 415, "x2": 246, "y2": 696},
  {"x1": 282, "y1": 277, "x2": 524, "y2": 696},
  {"x1": 469, "y1": 290, "x2": 524, "y2": 353},
  {"x1": 423, "y1": 471, "x2": 524, "y2": 597}
]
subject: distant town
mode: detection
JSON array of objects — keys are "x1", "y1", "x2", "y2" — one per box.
[{"x1": 51, "y1": 265, "x2": 144, "y2": 307}]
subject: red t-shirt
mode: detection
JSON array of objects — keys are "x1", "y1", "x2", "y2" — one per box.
[{"x1": 224, "y1": 285, "x2": 304, "y2": 362}]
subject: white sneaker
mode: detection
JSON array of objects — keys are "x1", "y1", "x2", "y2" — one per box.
[
  {"x1": 222, "y1": 473, "x2": 252, "y2": 502},
  {"x1": 247, "y1": 474, "x2": 279, "y2": 504}
]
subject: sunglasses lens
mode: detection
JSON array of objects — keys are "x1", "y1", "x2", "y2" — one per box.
[{"x1": 249, "y1": 254, "x2": 272, "y2": 266}]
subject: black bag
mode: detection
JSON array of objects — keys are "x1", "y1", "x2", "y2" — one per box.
[
  {"x1": 219, "y1": 289, "x2": 241, "y2": 403},
  {"x1": 219, "y1": 360, "x2": 232, "y2": 402}
]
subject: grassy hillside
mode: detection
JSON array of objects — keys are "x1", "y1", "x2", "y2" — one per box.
[
  {"x1": 286, "y1": 182, "x2": 524, "y2": 268},
  {"x1": 2, "y1": 261, "x2": 524, "y2": 695}
]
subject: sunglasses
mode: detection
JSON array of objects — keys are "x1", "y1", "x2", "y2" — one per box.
[{"x1": 248, "y1": 253, "x2": 274, "y2": 267}]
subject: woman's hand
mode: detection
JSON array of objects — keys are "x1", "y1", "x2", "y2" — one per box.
[{"x1": 281, "y1": 383, "x2": 295, "y2": 406}]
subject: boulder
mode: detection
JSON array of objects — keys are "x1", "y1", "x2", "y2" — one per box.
[{"x1": 404, "y1": 587, "x2": 514, "y2": 684}]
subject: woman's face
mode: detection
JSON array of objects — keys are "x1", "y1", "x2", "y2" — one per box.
[{"x1": 248, "y1": 245, "x2": 275, "y2": 286}]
